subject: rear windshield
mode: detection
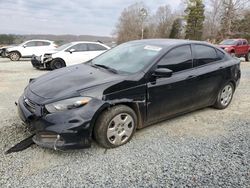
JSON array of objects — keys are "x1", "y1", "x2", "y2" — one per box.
[{"x1": 220, "y1": 39, "x2": 237, "y2": 45}]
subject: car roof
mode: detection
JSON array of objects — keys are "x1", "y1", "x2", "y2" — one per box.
[
  {"x1": 127, "y1": 39, "x2": 213, "y2": 49},
  {"x1": 26, "y1": 39, "x2": 53, "y2": 42},
  {"x1": 70, "y1": 41, "x2": 105, "y2": 45}
]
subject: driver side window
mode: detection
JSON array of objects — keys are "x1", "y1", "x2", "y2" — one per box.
[
  {"x1": 68, "y1": 44, "x2": 88, "y2": 52},
  {"x1": 157, "y1": 45, "x2": 193, "y2": 72}
]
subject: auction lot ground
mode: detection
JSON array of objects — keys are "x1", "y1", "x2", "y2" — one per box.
[{"x1": 0, "y1": 58, "x2": 249, "y2": 187}]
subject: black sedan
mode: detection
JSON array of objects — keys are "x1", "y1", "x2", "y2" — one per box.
[{"x1": 17, "y1": 39, "x2": 241, "y2": 150}]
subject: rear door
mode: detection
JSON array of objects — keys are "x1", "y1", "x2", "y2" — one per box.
[
  {"x1": 191, "y1": 44, "x2": 226, "y2": 107},
  {"x1": 35, "y1": 41, "x2": 52, "y2": 56},
  {"x1": 242, "y1": 40, "x2": 249, "y2": 55},
  {"x1": 235, "y1": 40, "x2": 243, "y2": 55}
]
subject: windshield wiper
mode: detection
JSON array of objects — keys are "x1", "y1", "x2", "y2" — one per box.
[{"x1": 93, "y1": 64, "x2": 118, "y2": 74}]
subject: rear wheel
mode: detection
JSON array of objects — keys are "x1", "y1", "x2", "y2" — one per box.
[
  {"x1": 50, "y1": 59, "x2": 66, "y2": 70},
  {"x1": 214, "y1": 82, "x2": 234, "y2": 109},
  {"x1": 94, "y1": 105, "x2": 137, "y2": 148},
  {"x1": 245, "y1": 52, "x2": 250, "y2": 62},
  {"x1": 230, "y1": 52, "x2": 236, "y2": 58},
  {"x1": 9, "y1": 51, "x2": 21, "y2": 61}
]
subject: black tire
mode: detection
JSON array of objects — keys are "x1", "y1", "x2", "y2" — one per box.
[
  {"x1": 245, "y1": 52, "x2": 250, "y2": 62},
  {"x1": 94, "y1": 105, "x2": 137, "y2": 148},
  {"x1": 9, "y1": 51, "x2": 21, "y2": 61},
  {"x1": 230, "y1": 52, "x2": 236, "y2": 58},
  {"x1": 213, "y1": 82, "x2": 234, "y2": 109},
  {"x1": 50, "y1": 59, "x2": 66, "y2": 70}
]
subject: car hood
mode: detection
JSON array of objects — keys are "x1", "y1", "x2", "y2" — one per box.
[{"x1": 27, "y1": 64, "x2": 125, "y2": 102}]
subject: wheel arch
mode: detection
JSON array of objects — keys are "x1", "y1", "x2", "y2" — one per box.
[
  {"x1": 53, "y1": 57, "x2": 66, "y2": 65},
  {"x1": 90, "y1": 101, "x2": 143, "y2": 137},
  {"x1": 9, "y1": 50, "x2": 22, "y2": 57}
]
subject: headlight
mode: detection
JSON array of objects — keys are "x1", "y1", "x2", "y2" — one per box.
[
  {"x1": 45, "y1": 97, "x2": 91, "y2": 113},
  {"x1": 224, "y1": 48, "x2": 229, "y2": 51}
]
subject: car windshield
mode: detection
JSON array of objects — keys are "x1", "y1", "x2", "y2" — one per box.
[
  {"x1": 91, "y1": 42, "x2": 163, "y2": 74},
  {"x1": 56, "y1": 43, "x2": 73, "y2": 51},
  {"x1": 220, "y1": 39, "x2": 237, "y2": 45}
]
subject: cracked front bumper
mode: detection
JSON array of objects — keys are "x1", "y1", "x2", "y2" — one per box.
[
  {"x1": 17, "y1": 95, "x2": 96, "y2": 150},
  {"x1": 31, "y1": 56, "x2": 44, "y2": 68}
]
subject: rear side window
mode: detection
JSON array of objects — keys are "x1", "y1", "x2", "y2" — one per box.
[
  {"x1": 237, "y1": 40, "x2": 243, "y2": 46},
  {"x1": 243, "y1": 40, "x2": 248, "y2": 45},
  {"x1": 35, "y1": 41, "x2": 50, "y2": 46},
  {"x1": 88, "y1": 44, "x2": 107, "y2": 51},
  {"x1": 157, "y1": 45, "x2": 193, "y2": 72},
  {"x1": 41, "y1": 41, "x2": 50, "y2": 46},
  {"x1": 193, "y1": 45, "x2": 219, "y2": 67},
  {"x1": 217, "y1": 49, "x2": 225, "y2": 60}
]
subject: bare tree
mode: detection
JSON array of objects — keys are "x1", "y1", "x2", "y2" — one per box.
[
  {"x1": 154, "y1": 5, "x2": 174, "y2": 38},
  {"x1": 114, "y1": 3, "x2": 149, "y2": 44},
  {"x1": 220, "y1": 0, "x2": 249, "y2": 38},
  {"x1": 203, "y1": 0, "x2": 222, "y2": 40}
]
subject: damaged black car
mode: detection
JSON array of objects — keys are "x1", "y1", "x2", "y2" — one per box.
[{"x1": 17, "y1": 39, "x2": 241, "y2": 150}]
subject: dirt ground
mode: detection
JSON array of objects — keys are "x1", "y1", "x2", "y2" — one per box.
[{"x1": 0, "y1": 58, "x2": 249, "y2": 187}]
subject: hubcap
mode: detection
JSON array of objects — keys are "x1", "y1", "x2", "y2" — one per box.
[
  {"x1": 11, "y1": 53, "x2": 19, "y2": 60},
  {"x1": 54, "y1": 61, "x2": 62, "y2": 69},
  {"x1": 220, "y1": 85, "x2": 233, "y2": 106},
  {"x1": 107, "y1": 113, "x2": 134, "y2": 146}
]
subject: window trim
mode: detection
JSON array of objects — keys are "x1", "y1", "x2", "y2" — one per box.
[
  {"x1": 87, "y1": 43, "x2": 108, "y2": 51},
  {"x1": 67, "y1": 43, "x2": 88, "y2": 52},
  {"x1": 191, "y1": 44, "x2": 225, "y2": 69},
  {"x1": 155, "y1": 44, "x2": 194, "y2": 74}
]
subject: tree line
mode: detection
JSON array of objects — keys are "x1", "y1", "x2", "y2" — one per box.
[{"x1": 114, "y1": 0, "x2": 250, "y2": 44}]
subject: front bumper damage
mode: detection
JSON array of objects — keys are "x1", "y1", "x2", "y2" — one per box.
[
  {"x1": 17, "y1": 94, "x2": 105, "y2": 150},
  {"x1": 31, "y1": 55, "x2": 45, "y2": 69}
]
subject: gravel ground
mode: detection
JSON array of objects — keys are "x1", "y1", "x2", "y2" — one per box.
[{"x1": 0, "y1": 58, "x2": 249, "y2": 187}]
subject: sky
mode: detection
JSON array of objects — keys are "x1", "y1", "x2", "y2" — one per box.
[{"x1": 0, "y1": 0, "x2": 182, "y2": 36}]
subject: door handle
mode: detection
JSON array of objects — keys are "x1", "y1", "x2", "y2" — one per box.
[
  {"x1": 218, "y1": 66, "x2": 225, "y2": 70},
  {"x1": 186, "y1": 75, "x2": 196, "y2": 80}
]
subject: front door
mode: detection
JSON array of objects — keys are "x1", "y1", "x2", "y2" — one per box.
[
  {"x1": 146, "y1": 45, "x2": 197, "y2": 123},
  {"x1": 64, "y1": 43, "x2": 89, "y2": 65}
]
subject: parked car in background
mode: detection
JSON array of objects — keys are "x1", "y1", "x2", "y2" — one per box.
[
  {"x1": 0, "y1": 45, "x2": 14, "y2": 57},
  {"x1": 17, "y1": 39, "x2": 241, "y2": 150},
  {"x1": 218, "y1": 39, "x2": 250, "y2": 61},
  {"x1": 6, "y1": 40, "x2": 57, "y2": 61},
  {"x1": 31, "y1": 41, "x2": 110, "y2": 70}
]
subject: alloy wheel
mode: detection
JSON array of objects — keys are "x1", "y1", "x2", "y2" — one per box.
[
  {"x1": 10, "y1": 52, "x2": 20, "y2": 61},
  {"x1": 107, "y1": 113, "x2": 134, "y2": 146},
  {"x1": 220, "y1": 84, "x2": 233, "y2": 106}
]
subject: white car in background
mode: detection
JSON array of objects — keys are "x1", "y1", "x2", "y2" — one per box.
[
  {"x1": 31, "y1": 41, "x2": 110, "y2": 70},
  {"x1": 6, "y1": 40, "x2": 57, "y2": 61}
]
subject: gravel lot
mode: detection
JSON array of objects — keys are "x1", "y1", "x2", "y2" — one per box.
[{"x1": 0, "y1": 57, "x2": 249, "y2": 187}]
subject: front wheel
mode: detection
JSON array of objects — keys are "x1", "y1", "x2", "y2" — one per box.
[
  {"x1": 9, "y1": 52, "x2": 21, "y2": 61},
  {"x1": 50, "y1": 59, "x2": 66, "y2": 70},
  {"x1": 245, "y1": 52, "x2": 250, "y2": 62},
  {"x1": 94, "y1": 105, "x2": 137, "y2": 148},
  {"x1": 213, "y1": 82, "x2": 234, "y2": 109}
]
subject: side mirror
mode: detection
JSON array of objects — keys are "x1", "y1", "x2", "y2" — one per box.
[
  {"x1": 23, "y1": 44, "x2": 27, "y2": 48},
  {"x1": 69, "y1": 49, "x2": 76, "y2": 53},
  {"x1": 153, "y1": 68, "x2": 173, "y2": 78}
]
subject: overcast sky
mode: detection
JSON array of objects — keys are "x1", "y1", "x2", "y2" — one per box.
[{"x1": 0, "y1": 0, "x2": 182, "y2": 36}]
